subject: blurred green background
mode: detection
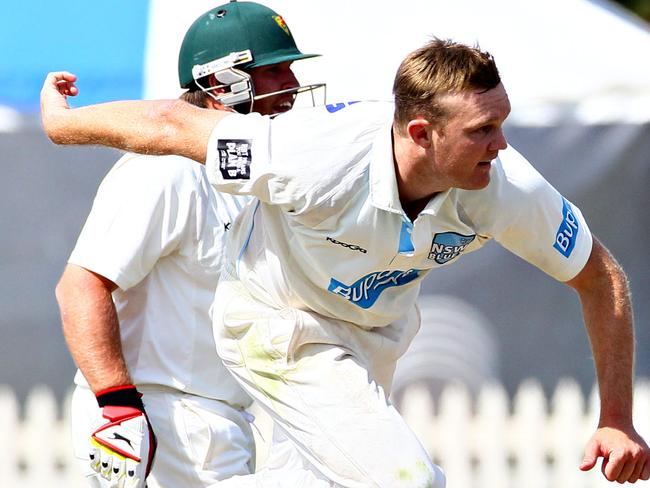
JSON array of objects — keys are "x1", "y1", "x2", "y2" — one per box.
[{"x1": 614, "y1": 0, "x2": 650, "y2": 21}]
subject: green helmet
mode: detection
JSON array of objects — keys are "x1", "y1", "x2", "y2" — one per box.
[{"x1": 178, "y1": 1, "x2": 321, "y2": 109}]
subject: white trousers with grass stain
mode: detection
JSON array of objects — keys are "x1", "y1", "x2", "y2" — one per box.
[{"x1": 210, "y1": 278, "x2": 446, "y2": 488}]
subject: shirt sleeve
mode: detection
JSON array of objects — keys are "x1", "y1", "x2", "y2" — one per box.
[
  {"x1": 205, "y1": 110, "x2": 332, "y2": 213},
  {"x1": 205, "y1": 112, "x2": 274, "y2": 199},
  {"x1": 69, "y1": 154, "x2": 199, "y2": 290},
  {"x1": 463, "y1": 146, "x2": 593, "y2": 282},
  {"x1": 204, "y1": 103, "x2": 393, "y2": 215}
]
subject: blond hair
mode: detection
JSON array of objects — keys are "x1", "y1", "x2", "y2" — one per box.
[
  {"x1": 179, "y1": 89, "x2": 211, "y2": 108},
  {"x1": 392, "y1": 38, "x2": 500, "y2": 132}
]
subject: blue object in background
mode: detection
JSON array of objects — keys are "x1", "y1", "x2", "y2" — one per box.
[{"x1": 0, "y1": 0, "x2": 150, "y2": 113}]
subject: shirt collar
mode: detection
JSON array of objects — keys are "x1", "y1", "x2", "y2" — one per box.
[
  {"x1": 369, "y1": 118, "x2": 452, "y2": 218},
  {"x1": 369, "y1": 119, "x2": 403, "y2": 215},
  {"x1": 420, "y1": 188, "x2": 452, "y2": 216}
]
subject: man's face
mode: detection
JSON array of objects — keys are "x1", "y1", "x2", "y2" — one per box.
[
  {"x1": 429, "y1": 83, "x2": 510, "y2": 191},
  {"x1": 248, "y1": 61, "x2": 299, "y2": 116}
]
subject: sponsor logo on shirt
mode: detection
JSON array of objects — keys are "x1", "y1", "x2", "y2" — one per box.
[
  {"x1": 326, "y1": 236, "x2": 367, "y2": 253},
  {"x1": 325, "y1": 101, "x2": 361, "y2": 113},
  {"x1": 553, "y1": 198, "x2": 579, "y2": 257},
  {"x1": 328, "y1": 269, "x2": 421, "y2": 309},
  {"x1": 217, "y1": 139, "x2": 252, "y2": 180},
  {"x1": 428, "y1": 232, "x2": 476, "y2": 264}
]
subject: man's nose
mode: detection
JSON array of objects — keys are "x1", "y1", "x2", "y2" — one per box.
[
  {"x1": 490, "y1": 128, "x2": 508, "y2": 151},
  {"x1": 283, "y1": 70, "x2": 299, "y2": 89}
]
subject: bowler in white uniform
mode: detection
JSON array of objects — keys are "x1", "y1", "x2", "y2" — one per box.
[{"x1": 42, "y1": 38, "x2": 650, "y2": 487}]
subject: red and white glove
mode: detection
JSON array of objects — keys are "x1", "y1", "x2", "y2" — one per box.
[{"x1": 89, "y1": 385, "x2": 157, "y2": 488}]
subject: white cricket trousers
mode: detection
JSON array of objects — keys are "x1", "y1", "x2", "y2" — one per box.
[
  {"x1": 70, "y1": 385, "x2": 256, "y2": 487},
  {"x1": 210, "y1": 279, "x2": 446, "y2": 488}
]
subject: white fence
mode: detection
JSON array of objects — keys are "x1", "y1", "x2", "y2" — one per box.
[
  {"x1": 2, "y1": 380, "x2": 649, "y2": 488},
  {"x1": 398, "y1": 379, "x2": 650, "y2": 488}
]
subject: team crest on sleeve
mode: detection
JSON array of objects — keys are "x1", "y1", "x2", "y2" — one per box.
[
  {"x1": 553, "y1": 198, "x2": 579, "y2": 257},
  {"x1": 217, "y1": 139, "x2": 252, "y2": 180},
  {"x1": 428, "y1": 232, "x2": 476, "y2": 264}
]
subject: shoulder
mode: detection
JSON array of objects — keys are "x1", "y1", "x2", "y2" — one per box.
[
  {"x1": 464, "y1": 146, "x2": 550, "y2": 206},
  {"x1": 107, "y1": 153, "x2": 208, "y2": 186},
  {"x1": 269, "y1": 101, "x2": 393, "y2": 163},
  {"x1": 96, "y1": 153, "x2": 212, "y2": 205},
  {"x1": 113, "y1": 152, "x2": 202, "y2": 175},
  {"x1": 272, "y1": 100, "x2": 394, "y2": 133},
  {"x1": 491, "y1": 146, "x2": 546, "y2": 190},
  {"x1": 457, "y1": 145, "x2": 557, "y2": 218}
]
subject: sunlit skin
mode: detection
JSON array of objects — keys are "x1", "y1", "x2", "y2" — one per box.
[
  {"x1": 248, "y1": 61, "x2": 300, "y2": 115},
  {"x1": 394, "y1": 83, "x2": 511, "y2": 217},
  {"x1": 429, "y1": 83, "x2": 511, "y2": 189}
]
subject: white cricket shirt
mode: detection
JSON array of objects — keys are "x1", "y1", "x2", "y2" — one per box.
[
  {"x1": 206, "y1": 102, "x2": 593, "y2": 328},
  {"x1": 70, "y1": 153, "x2": 251, "y2": 407}
]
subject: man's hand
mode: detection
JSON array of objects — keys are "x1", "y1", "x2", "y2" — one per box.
[
  {"x1": 39, "y1": 70, "x2": 228, "y2": 161},
  {"x1": 566, "y1": 239, "x2": 649, "y2": 482},
  {"x1": 580, "y1": 425, "x2": 650, "y2": 483},
  {"x1": 91, "y1": 385, "x2": 157, "y2": 488},
  {"x1": 40, "y1": 71, "x2": 78, "y2": 143}
]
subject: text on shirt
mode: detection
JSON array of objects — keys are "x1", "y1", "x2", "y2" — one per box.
[{"x1": 328, "y1": 268, "x2": 422, "y2": 309}]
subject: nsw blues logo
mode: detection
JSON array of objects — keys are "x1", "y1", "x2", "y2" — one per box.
[
  {"x1": 553, "y1": 198, "x2": 579, "y2": 257},
  {"x1": 428, "y1": 232, "x2": 475, "y2": 264},
  {"x1": 328, "y1": 269, "x2": 422, "y2": 309}
]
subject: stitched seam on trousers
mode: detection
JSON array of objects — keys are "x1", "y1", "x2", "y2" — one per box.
[
  {"x1": 175, "y1": 397, "x2": 208, "y2": 485},
  {"x1": 180, "y1": 397, "x2": 216, "y2": 471}
]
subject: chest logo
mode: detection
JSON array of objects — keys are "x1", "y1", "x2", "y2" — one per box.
[
  {"x1": 326, "y1": 236, "x2": 367, "y2": 254},
  {"x1": 328, "y1": 269, "x2": 421, "y2": 309},
  {"x1": 428, "y1": 232, "x2": 476, "y2": 264}
]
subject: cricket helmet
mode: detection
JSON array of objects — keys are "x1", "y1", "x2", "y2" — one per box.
[{"x1": 178, "y1": 1, "x2": 322, "y2": 111}]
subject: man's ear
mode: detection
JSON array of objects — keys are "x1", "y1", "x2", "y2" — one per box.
[
  {"x1": 205, "y1": 75, "x2": 228, "y2": 110},
  {"x1": 406, "y1": 118, "x2": 433, "y2": 149},
  {"x1": 205, "y1": 95, "x2": 227, "y2": 111}
]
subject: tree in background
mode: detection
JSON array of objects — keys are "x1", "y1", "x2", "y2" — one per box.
[{"x1": 613, "y1": 0, "x2": 650, "y2": 23}]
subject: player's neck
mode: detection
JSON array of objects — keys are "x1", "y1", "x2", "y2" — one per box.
[
  {"x1": 392, "y1": 128, "x2": 443, "y2": 219},
  {"x1": 402, "y1": 196, "x2": 436, "y2": 222}
]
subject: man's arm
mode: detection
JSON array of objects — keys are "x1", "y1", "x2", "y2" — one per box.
[
  {"x1": 55, "y1": 264, "x2": 129, "y2": 391},
  {"x1": 566, "y1": 237, "x2": 650, "y2": 483},
  {"x1": 56, "y1": 264, "x2": 157, "y2": 486},
  {"x1": 40, "y1": 71, "x2": 230, "y2": 163}
]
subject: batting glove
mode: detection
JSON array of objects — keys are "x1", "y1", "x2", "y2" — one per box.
[{"x1": 90, "y1": 385, "x2": 157, "y2": 488}]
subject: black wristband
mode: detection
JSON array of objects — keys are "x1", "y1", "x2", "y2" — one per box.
[{"x1": 96, "y1": 384, "x2": 145, "y2": 411}]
